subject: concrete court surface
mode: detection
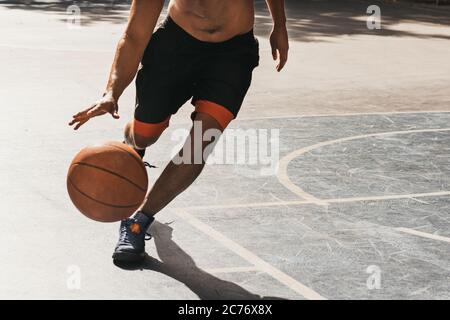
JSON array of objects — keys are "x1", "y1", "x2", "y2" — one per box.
[{"x1": 0, "y1": 0, "x2": 450, "y2": 299}]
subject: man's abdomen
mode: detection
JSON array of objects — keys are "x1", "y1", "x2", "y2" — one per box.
[{"x1": 168, "y1": 0, "x2": 254, "y2": 43}]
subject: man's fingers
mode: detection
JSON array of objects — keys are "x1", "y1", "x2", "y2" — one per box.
[
  {"x1": 71, "y1": 103, "x2": 96, "y2": 120},
  {"x1": 111, "y1": 110, "x2": 120, "y2": 119},
  {"x1": 278, "y1": 57, "x2": 287, "y2": 72},
  {"x1": 272, "y1": 47, "x2": 278, "y2": 61},
  {"x1": 73, "y1": 118, "x2": 89, "y2": 130},
  {"x1": 86, "y1": 107, "x2": 107, "y2": 118},
  {"x1": 110, "y1": 104, "x2": 120, "y2": 119},
  {"x1": 69, "y1": 101, "x2": 118, "y2": 130},
  {"x1": 69, "y1": 113, "x2": 89, "y2": 125},
  {"x1": 69, "y1": 107, "x2": 96, "y2": 127},
  {"x1": 72, "y1": 110, "x2": 88, "y2": 119},
  {"x1": 277, "y1": 49, "x2": 288, "y2": 72},
  {"x1": 69, "y1": 116, "x2": 87, "y2": 127},
  {"x1": 69, "y1": 115, "x2": 86, "y2": 126}
]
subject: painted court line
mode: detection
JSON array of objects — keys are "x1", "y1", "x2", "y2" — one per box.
[
  {"x1": 204, "y1": 266, "x2": 260, "y2": 274},
  {"x1": 325, "y1": 191, "x2": 450, "y2": 204},
  {"x1": 395, "y1": 228, "x2": 450, "y2": 244},
  {"x1": 164, "y1": 110, "x2": 450, "y2": 127},
  {"x1": 237, "y1": 110, "x2": 450, "y2": 122},
  {"x1": 175, "y1": 210, "x2": 326, "y2": 300},
  {"x1": 177, "y1": 200, "x2": 312, "y2": 211},
  {"x1": 277, "y1": 128, "x2": 450, "y2": 205},
  {"x1": 177, "y1": 190, "x2": 450, "y2": 211}
]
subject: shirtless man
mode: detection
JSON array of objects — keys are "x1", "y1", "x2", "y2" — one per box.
[{"x1": 69, "y1": 0, "x2": 289, "y2": 262}]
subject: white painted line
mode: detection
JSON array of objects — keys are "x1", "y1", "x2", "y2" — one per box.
[
  {"x1": 175, "y1": 210, "x2": 326, "y2": 300},
  {"x1": 204, "y1": 266, "x2": 260, "y2": 274},
  {"x1": 175, "y1": 190, "x2": 450, "y2": 211},
  {"x1": 236, "y1": 110, "x2": 450, "y2": 122},
  {"x1": 176, "y1": 200, "x2": 312, "y2": 211},
  {"x1": 395, "y1": 228, "x2": 450, "y2": 244},
  {"x1": 276, "y1": 169, "x2": 327, "y2": 205},
  {"x1": 325, "y1": 191, "x2": 450, "y2": 204},
  {"x1": 277, "y1": 128, "x2": 450, "y2": 205},
  {"x1": 160, "y1": 110, "x2": 450, "y2": 127}
]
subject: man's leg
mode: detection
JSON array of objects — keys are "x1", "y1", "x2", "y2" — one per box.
[
  {"x1": 140, "y1": 112, "x2": 222, "y2": 216},
  {"x1": 123, "y1": 120, "x2": 161, "y2": 156},
  {"x1": 113, "y1": 113, "x2": 222, "y2": 262},
  {"x1": 113, "y1": 119, "x2": 168, "y2": 262}
]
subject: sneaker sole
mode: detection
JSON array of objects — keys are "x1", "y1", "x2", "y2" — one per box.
[{"x1": 112, "y1": 251, "x2": 145, "y2": 262}]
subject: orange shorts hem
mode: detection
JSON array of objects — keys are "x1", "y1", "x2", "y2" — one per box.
[
  {"x1": 133, "y1": 118, "x2": 170, "y2": 138},
  {"x1": 194, "y1": 100, "x2": 234, "y2": 129}
]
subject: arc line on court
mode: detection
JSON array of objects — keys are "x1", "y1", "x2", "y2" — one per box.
[
  {"x1": 175, "y1": 209, "x2": 326, "y2": 300},
  {"x1": 277, "y1": 128, "x2": 450, "y2": 206}
]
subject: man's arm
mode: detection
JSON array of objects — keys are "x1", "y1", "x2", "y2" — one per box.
[
  {"x1": 70, "y1": 0, "x2": 164, "y2": 130},
  {"x1": 265, "y1": 0, "x2": 289, "y2": 72},
  {"x1": 266, "y1": 0, "x2": 287, "y2": 25},
  {"x1": 106, "y1": 0, "x2": 164, "y2": 101}
]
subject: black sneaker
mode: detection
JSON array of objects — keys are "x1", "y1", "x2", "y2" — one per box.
[{"x1": 112, "y1": 212, "x2": 154, "y2": 262}]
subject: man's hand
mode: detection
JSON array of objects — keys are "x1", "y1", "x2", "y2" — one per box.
[
  {"x1": 69, "y1": 93, "x2": 119, "y2": 130},
  {"x1": 270, "y1": 24, "x2": 289, "y2": 72}
]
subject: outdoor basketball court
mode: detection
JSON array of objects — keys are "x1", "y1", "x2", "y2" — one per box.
[{"x1": 1, "y1": 0, "x2": 449, "y2": 299}]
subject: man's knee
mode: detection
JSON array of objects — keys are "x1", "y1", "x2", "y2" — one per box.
[
  {"x1": 193, "y1": 100, "x2": 234, "y2": 130},
  {"x1": 176, "y1": 113, "x2": 224, "y2": 165},
  {"x1": 124, "y1": 120, "x2": 163, "y2": 149},
  {"x1": 192, "y1": 112, "x2": 225, "y2": 144}
]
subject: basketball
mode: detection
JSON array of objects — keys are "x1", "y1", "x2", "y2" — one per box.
[{"x1": 67, "y1": 141, "x2": 148, "y2": 222}]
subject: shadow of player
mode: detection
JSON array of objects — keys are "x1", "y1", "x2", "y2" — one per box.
[{"x1": 114, "y1": 220, "x2": 286, "y2": 300}]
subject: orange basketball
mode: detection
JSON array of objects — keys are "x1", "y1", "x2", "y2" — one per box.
[{"x1": 67, "y1": 141, "x2": 148, "y2": 222}]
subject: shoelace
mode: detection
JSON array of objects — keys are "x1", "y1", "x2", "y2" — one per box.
[
  {"x1": 118, "y1": 222, "x2": 152, "y2": 243},
  {"x1": 144, "y1": 162, "x2": 156, "y2": 169},
  {"x1": 118, "y1": 223, "x2": 131, "y2": 243}
]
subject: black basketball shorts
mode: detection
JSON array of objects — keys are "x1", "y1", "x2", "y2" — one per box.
[{"x1": 133, "y1": 15, "x2": 260, "y2": 137}]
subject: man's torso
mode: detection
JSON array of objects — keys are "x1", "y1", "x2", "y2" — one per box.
[{"x1": 168, "y1": 0, "x2": 255, "y2": 42}]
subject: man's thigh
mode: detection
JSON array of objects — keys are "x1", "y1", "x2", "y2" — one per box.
[
  {"x1": 134, "y1": 19, "x2": 197, "y2": 139},
  {"x1": 190, "y1": 35, "x2": 260, "y2": 129}
]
